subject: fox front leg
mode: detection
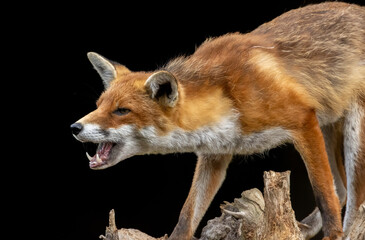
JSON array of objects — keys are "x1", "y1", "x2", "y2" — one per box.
[{"x1": 168, "y1": 154, "x2": 232, "y2": 240}]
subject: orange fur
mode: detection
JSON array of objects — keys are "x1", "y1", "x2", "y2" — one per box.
[
  {"x1": 291, "y1": 111, "x2": 342, "y2": 238},
  {"x1": 169, "y1": 87, "x2": 233, "y2": 131},
  {"x1": 73, "y1": 2, "x2": 365, "y2": 240},
  {"x1": 170, "y1": 154, "x2": 232, "y2": 240}
]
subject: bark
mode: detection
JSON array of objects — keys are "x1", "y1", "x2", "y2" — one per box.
[
  {"x1": 99, "y1": 209, "x2": 168, "y2": 240},
  {"x1": 344, "y1": 202, "x2": 365, "y2": 240},
  {"x1": 199, "y1": 170, "x2": 303, "y2": 240},
  {"x1": 100, "y1": 171, "x2": 364, "y2": 240}
]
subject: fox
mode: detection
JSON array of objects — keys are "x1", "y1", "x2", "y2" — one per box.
[{"x1": 71, "y1": 2, "x2": 365, "y2": 240}]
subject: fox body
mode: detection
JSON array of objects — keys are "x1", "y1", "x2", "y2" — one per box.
[{"x1": 71, "y1": 2, "x2": 365, "y2": 240}]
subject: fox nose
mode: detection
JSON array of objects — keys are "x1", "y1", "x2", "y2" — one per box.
[{"x1": 70, "y1": 123, "x2": 83, "y2": 136}]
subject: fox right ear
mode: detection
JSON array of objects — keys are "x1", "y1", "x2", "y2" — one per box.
[
  {"x1": 87, "y1": 52, "x2": 117, "y2": 88},
  {"x1": 145, "y1": 71, "x2": 179, "y2": 107}
]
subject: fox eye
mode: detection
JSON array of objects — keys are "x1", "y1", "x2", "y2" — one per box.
[{"x1": 113, "y1": 108, "x2": 131, "y2": 116}]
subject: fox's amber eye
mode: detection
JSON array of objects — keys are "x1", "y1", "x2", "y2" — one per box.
[{"x1": 113, "y1": 108, "x2": 131, "y2": 116}]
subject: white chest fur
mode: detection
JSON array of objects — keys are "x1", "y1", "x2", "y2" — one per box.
[{"x1": 140, "y1": 114, "x2": 292, "y2": 156}]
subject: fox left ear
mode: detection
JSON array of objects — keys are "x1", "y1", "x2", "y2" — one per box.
[
  {"x1": 145, "y1": 71, "x2": 179, "y2": 107},
  {"x1": 87, "y1": 52, "x2": 117, "y2": 89}
]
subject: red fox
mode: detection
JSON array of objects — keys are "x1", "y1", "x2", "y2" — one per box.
[{"x1": 71, "y1": 2, "x2": 365, "y2": 240}]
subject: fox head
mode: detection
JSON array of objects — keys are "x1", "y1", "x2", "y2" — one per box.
[
  {"x1": 71, "y1": 52, "x2": 183, "y2": 169},
  {"x1": 71, "y1": 51, "x2": 243, "y2": 169}
]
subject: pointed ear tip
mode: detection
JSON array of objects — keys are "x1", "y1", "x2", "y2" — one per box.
[{"x1": 87, "y1": 52, "x2": 98, "y2": 59}]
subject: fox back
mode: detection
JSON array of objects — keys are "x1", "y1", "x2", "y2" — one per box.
[{"x1": 71, "y1": 2, "x2": 365, "y2": 240}]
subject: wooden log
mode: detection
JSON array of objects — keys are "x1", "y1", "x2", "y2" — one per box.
[
  {"x1": 199, "y1": 170, "x2": 303, "y2": 240},
  {"x1": 100, "y1": 171, "x2": 364, "y2": 240},
  {"x1": 344, "y1": 201, "x2": 365, "y2": 240},
  {"x1": 99, "y1": 209, "x2": 168, "y2": 240},
  {"x1": 258, "y1": 171, "x2": 303, "y2": 240}
]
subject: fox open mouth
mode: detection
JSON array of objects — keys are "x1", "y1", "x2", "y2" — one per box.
[{"x1": 84, "y1": 142, "x2": 116, "y2": 169}]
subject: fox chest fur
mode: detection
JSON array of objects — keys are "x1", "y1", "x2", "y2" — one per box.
[{"x1": 72, "y1": 2, "x2": 365, "y2": 240}]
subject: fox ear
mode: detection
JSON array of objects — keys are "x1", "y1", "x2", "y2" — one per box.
[
  {"x1": 145, "y1": 71, "x2": 179, "y2": 107},
  {"x1": 87, "y1": 52, "x2": 117, "y2": 88}
]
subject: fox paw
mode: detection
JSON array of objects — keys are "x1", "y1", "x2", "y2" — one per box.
[{"x1": 322, "y1": 232, "x2": 343, "y2": 240}]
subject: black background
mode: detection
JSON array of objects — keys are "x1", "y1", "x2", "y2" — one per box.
[{"x1": 12, "y1": 0, "x2": 364, "y2": 239}]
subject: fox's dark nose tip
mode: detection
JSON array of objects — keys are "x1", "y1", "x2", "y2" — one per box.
[{"x1": 70, "y1": 123, "x2": 83, "y2": 136}]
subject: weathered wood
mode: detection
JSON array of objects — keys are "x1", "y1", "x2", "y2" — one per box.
[
  {"x1": 200, "y1": 188, "x2": 265, "y2": 240},
  {"x1": 100, "y1": 171, "x2": 364, "y2": 240},
  {"x1": 99, "y1": 209, "x2": 119, "y2": 240},
  {"x1": 344, "y1": 202, "x2": 365, "y2": 240},
  {"x1": 99, "y1": 209, "x2": 168, "y2": 240},
  {"x1": 199, "y1": 171, "x2": 303, "y2": 240},
  {"x1": 258, "y1": 171, "x2": 303, "y2": 240}
]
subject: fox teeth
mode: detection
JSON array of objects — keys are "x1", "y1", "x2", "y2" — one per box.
[
  {"x1": 96, "y1": 154, "x2": 102, "y2": 163},
  {"x1": 86, "y1": 152, "x2": 93, "y2": 161}
]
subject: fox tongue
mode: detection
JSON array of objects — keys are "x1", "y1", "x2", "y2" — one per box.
[{"x1": 98, "y1": 142, "x2": 113, "y2": 159}]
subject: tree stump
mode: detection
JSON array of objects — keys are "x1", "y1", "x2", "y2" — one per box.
[
  {"x1": 100, "y1": 171, "x2": 365, "y2": 240},
  {"x1": 344, "y1": 202, "x2": 365, "y2": 240},
  {"x1": 200, "y1": 170, "x2": 303, "y2": 240}
]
